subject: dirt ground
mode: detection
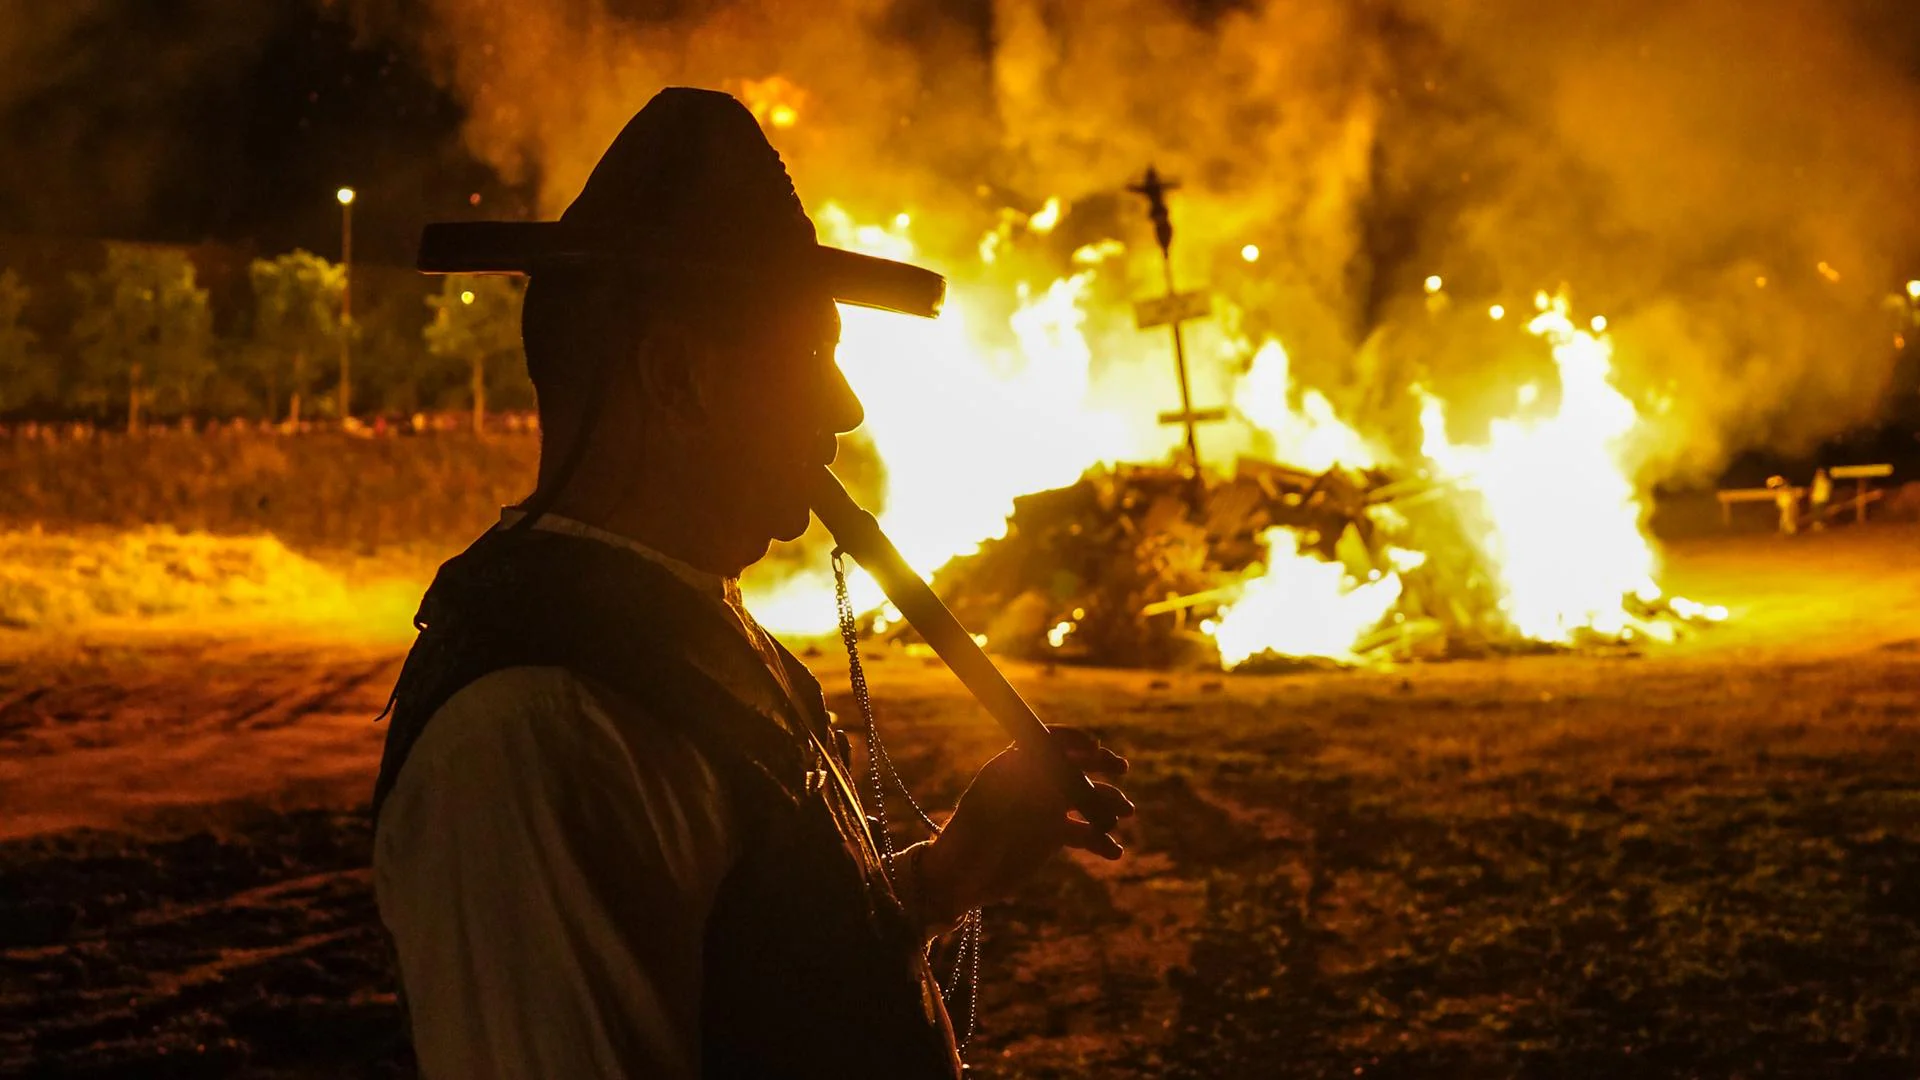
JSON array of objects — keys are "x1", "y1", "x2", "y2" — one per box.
[{"x1": 2, "y1": 526, "x2": 1917, "y2": 1078}]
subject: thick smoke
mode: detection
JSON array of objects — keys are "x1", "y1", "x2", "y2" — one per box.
[
  {"x1": 0, "y1": 2, "x2": 284, "y2": 239},
  {"x1": 374, "y1": 0, "x2": 1920, "y2": 483}
]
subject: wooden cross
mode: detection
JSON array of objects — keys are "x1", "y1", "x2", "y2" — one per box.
[{"x1": 1128, "y1": 165, "x2": 1224, "y2": 506}]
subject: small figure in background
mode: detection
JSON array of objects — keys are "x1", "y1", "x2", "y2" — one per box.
[
  {"x1": 1810, "y1": 468, "x2": 1833, "y2": 531},
  {"x1": 1767, "y1": 475, "x2": 1799, "y2": 535}
]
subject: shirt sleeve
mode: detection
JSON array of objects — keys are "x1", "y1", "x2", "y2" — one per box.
[{"x1": 374, "y1": 666, "x2": 737, "y2": 1080}]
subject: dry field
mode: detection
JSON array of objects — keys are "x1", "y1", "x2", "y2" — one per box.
[{"x1": 1, "y1": 525, "x2": 1917, "y2": 1078}]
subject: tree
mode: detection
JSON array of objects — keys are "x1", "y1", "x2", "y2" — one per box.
[
  {"x1": 69, "y1": 244, "x2": 212, "y2": 431},
  {"x1": 424, "y1": 275, "x2": 526, "y2": 433},
  {"x1": 0, "y1": 270, "x2": 54, "y2": 416},
  {"x1": 248, "y1": 250, "x2": 345, "y2": 423}
]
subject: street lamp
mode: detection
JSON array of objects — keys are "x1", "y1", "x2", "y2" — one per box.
[{"x1": 336, "y1": 186, "x2": 355, "y2": 422}]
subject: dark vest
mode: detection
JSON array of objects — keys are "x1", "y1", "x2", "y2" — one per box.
[{"x1": 373, "y1": 527, "x2": 962, "y2": 1079}]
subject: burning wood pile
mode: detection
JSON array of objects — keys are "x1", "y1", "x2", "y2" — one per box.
[
  {"x1": 913, "y1": 455, "x2": 1723, "y2": 670},
  {"x1": 738, "y1": 202, "x2": 1735, "y2": 670}
]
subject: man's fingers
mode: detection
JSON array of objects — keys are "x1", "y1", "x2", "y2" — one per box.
[
  {"x1": 1046, "y1": 725, "x2": 1101, "y2": 756},
  {"x1": 1088, "y1": 780, "x2": 1134, "y2": 821},
  {"x1": 1062, "y1": 745, "x2": 1127, "y2": 778},
  {"x1": 1045, "y1": 727, "x2": 1129, "y2": 777},
  {"x1": 1061, "y1": 819, "x2": 1124, "y2": 860}
]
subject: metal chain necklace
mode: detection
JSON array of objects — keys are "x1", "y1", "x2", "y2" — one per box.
[{"x1": 833, "y1": 549, "x2": 985, "y2": 1053}]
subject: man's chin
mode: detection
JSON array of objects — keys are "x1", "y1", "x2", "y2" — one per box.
[{"x1": 770, "y1": 501, "x2": 814, "y2": 545}]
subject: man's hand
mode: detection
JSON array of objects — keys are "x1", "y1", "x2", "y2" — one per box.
[{"x1": 916, "y1": 727, "x2": 1133, "y2": 923}]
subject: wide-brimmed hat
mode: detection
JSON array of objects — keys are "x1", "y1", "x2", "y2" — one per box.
[{"x1": 416, "y1": 86, "x2": 945, "y2": 319}]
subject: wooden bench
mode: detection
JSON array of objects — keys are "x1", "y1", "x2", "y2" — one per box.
[
  {"x1": 1717, "y1": 464, "x2": 1894, "y2": 529},
  {"x1": 1828, "y1": 464, "x2": 1893, "y2": 525},
  {"x1": 1716, "y1": 486, "x2": 1800, "y2": 528}
]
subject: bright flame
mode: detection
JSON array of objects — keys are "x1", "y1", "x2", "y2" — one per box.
[
  {"x1": 1207, "y1": 528, "x2": 1403, "y2": 667},
  {"x1": 1417, "y1": 295, "x2": 1662, "y2": 641},
  {"x1": 740, "y1": 76, "x2": 804, "y2": 130},
  {"x1": 1029, "y1": 197, "x2": 1063, "y2": 234},
  {"x1": 839, "y1": 273, "x2": 1132, "y2": 574},
  {"x1": 745, "y1": 207, "x2": 1137, "y2": 632},
  {"x1": 1234, "y1": 340, "x2": 1377, "y2": 471}
]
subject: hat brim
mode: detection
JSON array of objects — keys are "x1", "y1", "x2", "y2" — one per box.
[{"x1": 417, "y1": 221, "x2": 946, "y2": 319}]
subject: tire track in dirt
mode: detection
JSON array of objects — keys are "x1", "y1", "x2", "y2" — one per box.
[
  {"x1": 0, "y1": 635, "x2": 405, "y2": 839},
  {"x1": 222, "y1": 657, "x2": 397, "y2": 732},
  {"x1": 0, "y1": 810, "x2": 406, "y2": 1079}
]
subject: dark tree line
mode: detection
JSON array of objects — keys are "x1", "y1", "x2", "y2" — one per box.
[{"x1": 0, "y1": 244, "x2": 532, "y2": 431}]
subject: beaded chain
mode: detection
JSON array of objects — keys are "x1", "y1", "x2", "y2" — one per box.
[{"x1": 832, "y1": 549, "x2": 984, "y2": 1054}]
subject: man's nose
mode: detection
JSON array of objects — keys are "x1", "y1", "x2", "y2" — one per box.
[{"x1": 822, "y1": 360, "x2": 865, "y2": 434}]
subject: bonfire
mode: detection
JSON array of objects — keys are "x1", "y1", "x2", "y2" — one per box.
[{"x1": 743, "y1": 193, "x2": 1727, "y2": 669}]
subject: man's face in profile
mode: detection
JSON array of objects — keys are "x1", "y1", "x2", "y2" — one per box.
[{"x1": 681, "y1": 295, "x2": 862, "y2": 566}]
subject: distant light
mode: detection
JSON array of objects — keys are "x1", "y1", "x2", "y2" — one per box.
[
  {"x1": 1907, "y1": 280, "x2": 1920, "y2": 301},
  {"x1": 335, "y1": 187, "x2": 356, "y2": 206},
  {"x1": 1489, "y1": 304, "x2": 1506, "y2": 320},
  {"x1": 460, "y1": 290, "x2": 475, "y2": 305},
  {"x1": 1533, "y1": 289, "x2": 1551, "y2": 311},
  {"x1": 1816, "y1": 260, "x2": 1840, "y2": 283},
  {"x1": 1047, "y1": 621, "x2": 1075, "y2": 648},
  {"x1": 893, "y1": 212, "x2": 911, "y2": 230},
  {"x1": 1028, "y1": 196, "x2": 1062, "y2": 235},
  {"x1": 468, "y1": 192, "x2": 482, "y2": 207},
  {"x1": 1240, "y1": 244, "x2": 1260, "y2": 263},
  {"x1": 1071, "y1": 239, "x2": 1125, "y2": 266},
  {"x1": 1517, "y1": 383, "x2": 1539, "y2": 407},
  {"x1": 1755, "y1": 276, "x2": 1768, "y2": 289},
  {"x1": 768, "y1": 104, "x2": 798, "y2": 129},
  {"x1": 1590, "y1": 315, "x2": 1608, "y2": 332},
  {"x1": 1423, "y1": 274, "x2": 1443, "y2": 294}
]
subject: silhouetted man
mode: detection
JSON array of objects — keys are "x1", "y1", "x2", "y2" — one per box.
[{"x1": 371, "y1": 87, "x2": 1132, "y2": 1079}]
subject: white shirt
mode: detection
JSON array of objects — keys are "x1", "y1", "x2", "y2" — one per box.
[{"x1": 375, "y1": 513, "x2": 810, "y2": 1078}]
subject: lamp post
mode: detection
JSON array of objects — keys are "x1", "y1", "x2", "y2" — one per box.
[
  {"x1": 336, "y1": 186, "x2": 355, "y2": 423},
  {"x1": 461, "y1": 288, "x2": 487, "y2": 434}
]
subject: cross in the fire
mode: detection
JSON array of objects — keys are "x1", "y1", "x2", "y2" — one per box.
[{"x1": 1129, "y1": 165, "x2": 1223, "y2": 506}]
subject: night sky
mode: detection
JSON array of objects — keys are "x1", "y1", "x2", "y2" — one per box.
[
  {"x1": 0, "y1": 1, "x2": 517, "y2": 268},
  {"x1": 4, "y1": 0, "x2": 1916, "y2": 287}
]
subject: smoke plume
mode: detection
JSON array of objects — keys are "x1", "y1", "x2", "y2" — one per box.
[
  {"x1": 371, "y1": 0, "x2": 1920, "y2": 483},
  {"x1": 0, "y1": 2, "x2": 283, "y2": 239}
]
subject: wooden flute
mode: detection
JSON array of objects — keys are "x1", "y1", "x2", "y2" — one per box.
[{"x1": 807, "y1": 466, "x2": 1119, "y2": 833}]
